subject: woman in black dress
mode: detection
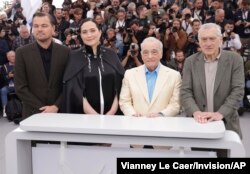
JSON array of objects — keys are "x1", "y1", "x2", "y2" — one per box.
[{"x1": 62, "y1": 18, "x2": 124, "y2": 115}]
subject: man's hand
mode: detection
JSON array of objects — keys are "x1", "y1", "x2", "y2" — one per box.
[
  {"x1": 235, "y1": 20, "x2": 242, "y2": 26},
  {"x1": 206, "y1": 112, "x2": 223, "y2": 122},
  {"x1": 173, "y1": 32, "x2": 179, "y2": 40},
  {"x1": 193, "y1": 111, "x2": 223, "y2": 123},
  {"x1": 132, "y1": 113, "x2": 142, "y2": 117},
  {"x1": 8, "y1": 72, "x2": 14, "y2": 78},
  {"x1": 193, "y1": 111, "x2": 210, "y2": 123},
  {"x1": 145, "y1": 113, "x2": 162, "y2": 118},
  {"x1": 40, "y1": 105, "x2": 59, "y2": 113}
]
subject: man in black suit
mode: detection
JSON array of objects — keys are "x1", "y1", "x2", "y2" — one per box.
[{"x1": 15, "y1": 12, "x2": 69, "y2": 119}]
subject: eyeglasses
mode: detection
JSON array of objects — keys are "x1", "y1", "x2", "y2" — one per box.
[
  {"x1": 142, "y1": 49, "x2": 159, "y2": 56},
  {"x1": 151, "y1": 5, "x2": 158, "y2": 7}
]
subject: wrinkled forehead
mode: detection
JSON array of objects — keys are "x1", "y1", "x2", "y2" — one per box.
[
  {"x1": 199, "y1": 29, "x2": 222, "y2": 41},
  {"x1": 141, "y1": 41, "x2": 160, "y2": 51}
]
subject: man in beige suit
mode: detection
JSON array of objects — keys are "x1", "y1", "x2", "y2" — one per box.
[{"x1": 119, "y1": 37, "x2": 181, "y2": 117}]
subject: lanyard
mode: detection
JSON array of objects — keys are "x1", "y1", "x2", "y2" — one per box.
[
  {"x1": 242, "y1": 9, "x2": 249, "y2": 21},
  {"x1": 194, "y1": 10, "x2": 202, "y2": 21}
]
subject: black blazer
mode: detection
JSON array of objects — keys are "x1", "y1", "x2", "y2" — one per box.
[{"x1": 15, "y1": 42, "x2": 69, "y2": 118}]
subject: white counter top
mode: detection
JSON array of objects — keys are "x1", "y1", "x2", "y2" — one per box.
[{"x1": 19, "y1": 113, "x2": 225, "y2": 139}]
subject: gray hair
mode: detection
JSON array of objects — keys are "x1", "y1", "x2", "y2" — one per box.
[
  {"x1": 127, "y1": 2, "x2": 136, "y2": 10},
  {"x1": 215, "y1": 9, "x2": 225, "y2": 16},
  {"x1": 141, "y1": 37, "x2": 163, "y2": 53},
  {"x1": 198, "y1": 23, "x2": 222, "y2": 40}
]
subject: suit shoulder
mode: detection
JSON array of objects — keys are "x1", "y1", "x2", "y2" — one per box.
[
  {"x1": 221, "y1": 50, "x2": 243, "y2": 63},
  {"x1": 16, "y1": 42, "x2": 35, "y2": 52},
  {"x1": 54, "y1": 43, "x2": 70, "y2": 52},
  {"x1": 161, "y1": 65, "x2": 181, "y2": 77},
  {"x1": 124, "y1": 65, "x2": 143, "y2": 76},
  {"x1": 186, "y1": 52, "x2": 203, "y2": 62}
]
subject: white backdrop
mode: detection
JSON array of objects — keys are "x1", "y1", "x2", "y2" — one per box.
[{"x1": 21, "y1": 0, "x2": 42, "y2": 26}]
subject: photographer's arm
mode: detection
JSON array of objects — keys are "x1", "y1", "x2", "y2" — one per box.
[
  {"x1": 121, "y1": 53, "x2": 130, "y2": 67},
  {"x1": 186, "y1": 0, "x2": 193, "y2": 8},
  {"x1": 131, "y1": 34, "x2": 138, "y2": 44},
  {"x1": 133, "y1": 57, "x2": 142, "y2": 67},
  {"x1": 124, "y1": 33, "x2": 129, "y2": 43},
  {"x1": 163, "y1": 29, "x2": 171, "y2": 49},
  {"x1": 244, "y1": 21, "x2": 250, "y2": 28}
]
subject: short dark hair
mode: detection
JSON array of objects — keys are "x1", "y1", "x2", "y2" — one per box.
[
  {"x1": 137, "y1": 5, "x2": 146, "y2": 14},
  {"x1": 224, "y1": 19, "x2": 235, "y2": 26},
  {"x1": 175, "y1": 49, "x2": 184, "y2": 55},
  {"x1": 32, "y1": 12, "x2": 55, "y2": 26},
  {"x1": 79, "y1": 18, "x2": 101, "y2": 31},
  {"x1": 129, "y1": 19, "x2": 139, "y2": 27},
  {"x1": 191, "y1": 19, "x2": 201, "y2": 26}
]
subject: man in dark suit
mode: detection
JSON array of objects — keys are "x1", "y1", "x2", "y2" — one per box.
[
  {"x1": 181, "y1": 23, "x2": 244, "y2": 139},
  {"x1": 15, "y1": 12, "x2": 69, "y2": 119}
]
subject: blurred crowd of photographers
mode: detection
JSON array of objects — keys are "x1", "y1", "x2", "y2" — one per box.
[{"x1": 0, "y1": 0, "x2": 250, "y2": 70}]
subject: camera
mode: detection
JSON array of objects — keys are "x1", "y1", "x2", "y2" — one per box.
[
  {"x1": 118, "y1": 27, "x2": 124, "y2": 33},
  {"x1": 190, "y1": 35, "x2": 198, "y2": 43},
  {"x1": 168, "y1": 8, "x2": 175, "y2": 14},
  {"x1": 127, "y1": 28, "x2": 133, "y2": 35},
  {"x1": 207, "y1": 8, "x2": 215, "y2": 16},
  {"x1": 108, "y1": 8, "x2": 116, "y2": 15},
  {"x1": 158, "y1": 22, "x2": 168, "y2": 33},
  {"x1": 70, "y1": 28, "x2": 79, "y2": 35},
  {"x1": 171, "y1": 27, "x2": 178, "y2": 33},
  {"x1": 152, "y1": 11, "x2": 161, "y2": 20},
  {"x1": 6, "y1": 19, "x2": 12, "y2": 24},
  {"x1": 130, "y1": 43, "x2": 138, "y2": 57},
  {"x1": 14, "y1": 3, "x2": 21, "y2": 9},
  {"x1": 185, "y1": 14, "x2": 191, "y2": 20}
]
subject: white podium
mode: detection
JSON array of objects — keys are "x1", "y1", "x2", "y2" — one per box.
[{"x1": 5, "y1": 113, "x2": 245, "y2": 174}]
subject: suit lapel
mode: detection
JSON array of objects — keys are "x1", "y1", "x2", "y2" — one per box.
[
  {"x1": 150, "y1": 64, "x2": 168, "y2": 106},
  {"x1": 214, "y1": 52, "x2": 228, "y2": 94},
  {"x1": 196, "y1": 55, "x2": 206, "y2": 96},
  {"x1": 31, "y1": 43, "x2": 48, "y2": 83},
  {"x1": 135, "y1": 66, "x2": 150, "y2": 103}
]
